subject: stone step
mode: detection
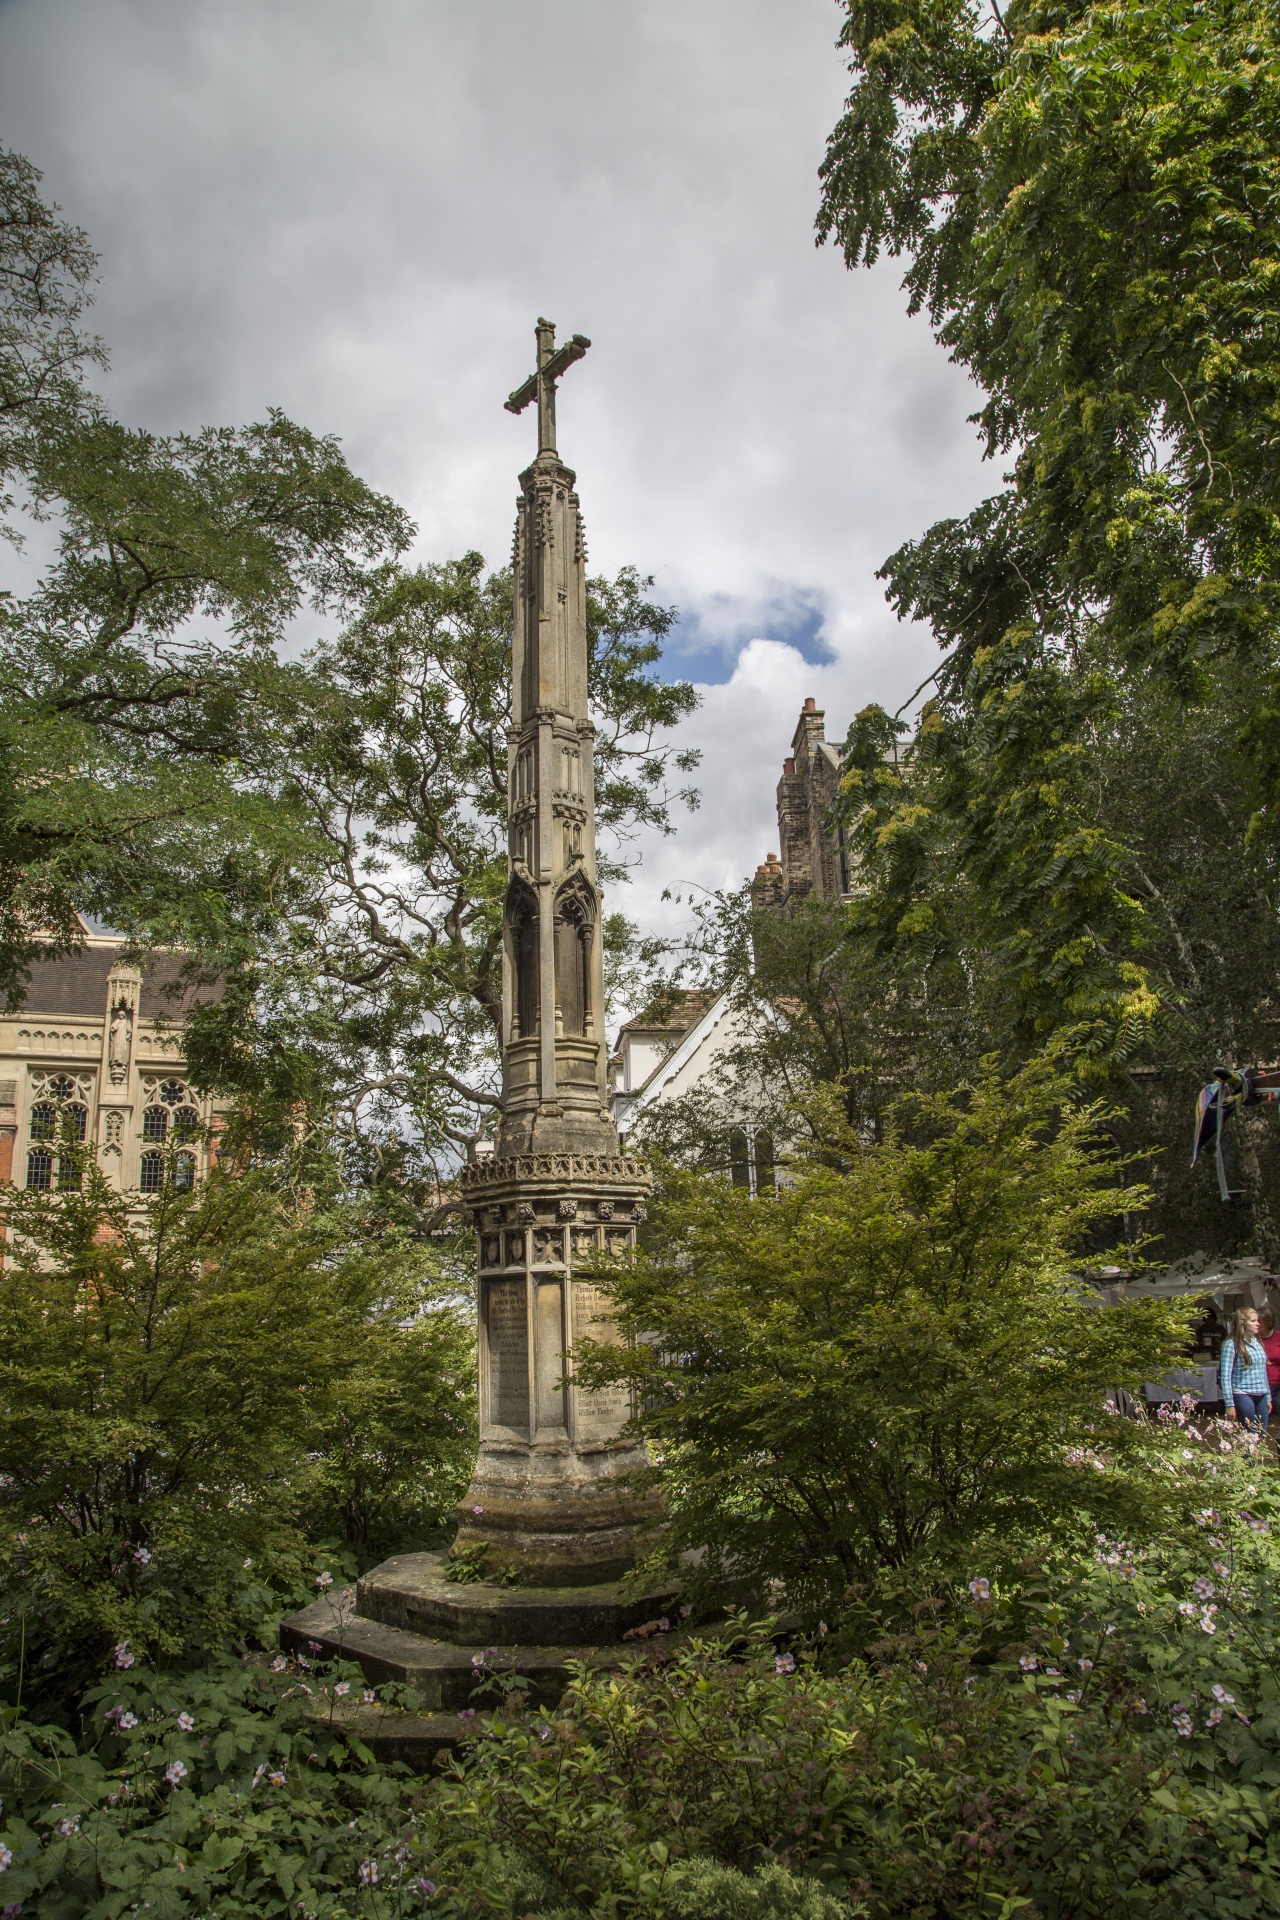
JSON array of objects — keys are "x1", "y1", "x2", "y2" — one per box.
[
  {"x1": 304, "y1": 1701, "x2": 468, "y2": 1769},
  {"x1": 280, "y1": 1596, "x2": 615, "y2": 1711},
  {"x1": 356, "y1": 1548, "x2": 678, "y2": 1647}
]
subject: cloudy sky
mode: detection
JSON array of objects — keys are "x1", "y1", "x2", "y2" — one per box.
[{"x1": 0, "y1": 0, "x2": 990, "y2": 933}]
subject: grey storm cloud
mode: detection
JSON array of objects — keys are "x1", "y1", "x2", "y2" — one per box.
[{"x1": 0, "y1": 0, "x2": 991, "y2": 928}]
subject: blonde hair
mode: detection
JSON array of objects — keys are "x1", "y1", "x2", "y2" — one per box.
[{"x1": 1232, "y1": 1305, "x2": 1260, "y2": 1353}]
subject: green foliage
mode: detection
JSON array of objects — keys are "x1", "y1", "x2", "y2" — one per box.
[
  {"x1": 581, "y1": 1058, "x2": 1190, "y2": 1602},
  {"x1": 178, "y1": 557, "x2": 699, "y2": 1176},
  {"x1": 0, "y1": 1651, "x2": 430, "y2": 1917},
  {"x1": 420, "y1": 1621, "x2": 863, "y2": 1918},
  {"x1": 414, "y1": 1480, "x2": 1280, "y2": 1919},
  {"x1": 0, "y1": 1159, "x2": 474, "y2": 1703},
  {"x1": 816, "y1": 0, "x2": 1280, "y2": 1121},
  {"x1": 0, "y1": 151, "x2": 699, "y2": 1178}
]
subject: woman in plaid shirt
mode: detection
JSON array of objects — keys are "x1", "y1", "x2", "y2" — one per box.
[{"x1": 1221, "y1": 1304, "x2": 1272, "y2": 1432}]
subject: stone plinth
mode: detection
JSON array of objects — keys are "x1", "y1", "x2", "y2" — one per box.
[
  {"x1": 280, "y1": 1550, "x2": 680, "y2": 1766},
  {"x1": 456, "y1": 1148, "x2": 658, "y2": 1585}
]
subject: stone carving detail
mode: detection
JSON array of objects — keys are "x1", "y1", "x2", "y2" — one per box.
[
  {"x1": 107, "y1": 995, "x2": 134, "y2": 1085},
  {"x1": 17, "y1": 1027, "x2": 101, "y2": 1055},
  {"x1": 632, "y1": 1203, "x2": 648, "y2": 1223},
  {"x1": 480, "y1": 1234, "x2": 502, "y2": 1268},
  {"x1": 516, "y1": 1201, "x2": 537, "y2": 1225},
  {"x1": 597, "y1": 1201, "x2": 614, "y2": 1221},
  {"x1": 460, "y1": 1151, "x2": 648, "y2": 1192},
  {"x1": 557, "y1": 1197, "x2": 578, "y2": 1220},
  {"x1": 485, "y1": 1279, "x2": 529, "y2": 1433},
  {"x1": 533, "y1": 1226, "x2": 564, "y2": 1265}
]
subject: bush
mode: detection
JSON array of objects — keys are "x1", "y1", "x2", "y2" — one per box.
[
  {"x1": 0, "y1": 1648, "x2": 431, "y2": 1917},
  {"x1": 579, "y1": 1057, "x2": 1195, "y2": 1607},
  {"x1": 0, "y1": 1160, "x2": 474, "y2": 1711}
]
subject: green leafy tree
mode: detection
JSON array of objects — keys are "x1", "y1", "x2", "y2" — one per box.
[
  {"x1": 0, "y1": 1154, "x2": 473, "y2": 1707},
  {"x1": 178, "y1": 557, "x2": 698, "y2": 1179},
  {"x1": 816, "y1": 0, "x2": 1280, "y2": 1045},
  {"x1": 581, "y1": 1059, "x2": 1190, "y2": 1606},
  {"x1": 0, "y1": 150, "x2": 699, "y2": 1181},
  {"x1": 0, "y1": 151, "x2": 413, "y2": 1003}
]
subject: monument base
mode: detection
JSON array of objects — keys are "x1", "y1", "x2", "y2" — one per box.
[
  {"x1": 453, "y1": 1438, "x2": 662, "y2": 1585},
  {"x1": 280, "y1": 1549, "x2": 680, "y2": 1767}
]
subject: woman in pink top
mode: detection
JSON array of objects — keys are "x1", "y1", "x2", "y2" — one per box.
[{"x1": 1260, "y1": 1302, "x2": 1280, "y2": 1399}]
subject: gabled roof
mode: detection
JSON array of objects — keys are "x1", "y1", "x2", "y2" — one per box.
[{"x1": 616, "y1": 988, "x2": 735, "y2": 1131}]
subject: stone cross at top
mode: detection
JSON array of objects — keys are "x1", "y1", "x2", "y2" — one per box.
[{"x1": 504, "y1": 317, "x2": 591, "y2": 458}]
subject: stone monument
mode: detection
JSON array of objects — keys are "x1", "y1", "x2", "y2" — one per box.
[
  {"x1": 280, "y1": 324, "x2": 667, "y2": 1757},
  {"x1": 452, "y1": 317, "x2": 656, "y2": 1585}
]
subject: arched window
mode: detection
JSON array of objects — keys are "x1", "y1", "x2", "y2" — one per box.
[
  {"x1": 142, "y1": 1106, "x2": 168, "y2": 1142},
  {"x1": 174, "y1": 1153, "x2": 196, "y2": 1192},
  {"x1": 725, "y1": 1128, "x2": 777, "y2": 1198},
  {"x1": 29, "y1": 1090, "x2": 88, "y2": 1190},
  {"x1": 553, "y1": 876, "x2": 595, "y2": 1038},
  {"x1": 172, "y1": 1107, "x2": 201, "y2": 1143},
  {"x1": 507, "y1": 882, "x2": 539, "y2": 1041},
  {"x1": 57, "y1": 1104, "x2": 86, "y2": 1190},
  {"x1": 139, "y1": 1151, "x2": 164, "y2": 1195},
  {"x1": 728, "y1": 1129, "x2": 751, "y2": 1189}
]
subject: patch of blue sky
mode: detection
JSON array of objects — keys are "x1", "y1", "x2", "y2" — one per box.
[{"x1": 659, "y1": 581, "x2": 835, "y2": 685}]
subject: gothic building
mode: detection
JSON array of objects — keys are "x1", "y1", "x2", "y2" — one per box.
[
  {"x1": 752, "y1": 696, "x2": 851, "y2": 908},
  {"x1": 0, "y1": 923, "x2": 228, "y2": 1200}
]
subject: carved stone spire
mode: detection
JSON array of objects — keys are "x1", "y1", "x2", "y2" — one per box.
[
  {"x1": 499, "y1": 319, "x2": 613, "y2": 1158},
  {"x1": 450, "y1": 322, "x2": 656, "y2": 1586}
]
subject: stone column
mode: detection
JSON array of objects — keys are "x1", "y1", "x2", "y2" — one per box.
[{"x1": 454, "y1": 322, "x2": 657, "y2": 1585}]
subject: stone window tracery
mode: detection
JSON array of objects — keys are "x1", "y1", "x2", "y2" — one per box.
[{"x1": 26, "y1": 1075, "x2": 93, "y2": 1190}]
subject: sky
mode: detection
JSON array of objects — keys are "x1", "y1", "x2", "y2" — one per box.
[{"x1": 0, "y1": 0, "x2": 991, "y2": 936}]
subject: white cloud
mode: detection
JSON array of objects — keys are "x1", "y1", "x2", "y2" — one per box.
[{"x1": 0, "y1": 0, "x2": 992, "y2": 931}]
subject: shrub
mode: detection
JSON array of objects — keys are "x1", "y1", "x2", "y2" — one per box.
[
  {"x1": 0, "y1": 1648, "x2": 430, "y2": 1917},
  {"x1": 579, "y1": 1057, "x2": 1194, "y2": 1606},
  {"x1": 0, "y1": 1160, "x2": 474, "y2": 1709}
]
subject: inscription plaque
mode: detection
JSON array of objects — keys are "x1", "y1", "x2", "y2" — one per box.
[
  {"x1": 571, "y1": 1279, "x2": 633, "y2": 1440},
  {"x1": 485, "y1": 1278, "x2": 529, "y2": 1433},
  {"x1": 535, "y1": 1280, "x2": 567, "y2": 1430}
]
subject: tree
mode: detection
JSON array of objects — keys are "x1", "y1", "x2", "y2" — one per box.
[
  {"x1": 0, "y1": 154, "x2": 416, "y2": 1006},
  {"x1": 580, "y1": 1059, "x2": 1191, "y2": 1607},
  {"x1": 816, "y1": 0, "x2": 1280, "y2": 1038},
  {"x1": 174, "y1": 557, "x2": 699, "y2": 1180},
  {"x1": 0, "y1": 1152, "x2": 473, "y2": 1705},
  {"x1": 0, "y1": 150, "x2": 699, "y2": 1180}
]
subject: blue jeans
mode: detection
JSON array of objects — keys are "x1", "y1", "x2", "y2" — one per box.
[{"x1": 1234, "y1": 1391, "x2": 1271, "y2": 1433}]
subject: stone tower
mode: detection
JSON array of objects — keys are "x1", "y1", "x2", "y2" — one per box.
[{"x1": 454, "y1": 321, "x2": 655, "y2": 1585}]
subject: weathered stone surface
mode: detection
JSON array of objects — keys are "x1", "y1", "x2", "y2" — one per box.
[
  {"x1": 280, "y1": 1594, "x2": 617, "y2": 1708},
  {"x1": 450, "y1": 321, "x2": 658, "y2": 1586},
  {"x1": 355, "y1": 1550, "x2": 677, "y2": 1647}
]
